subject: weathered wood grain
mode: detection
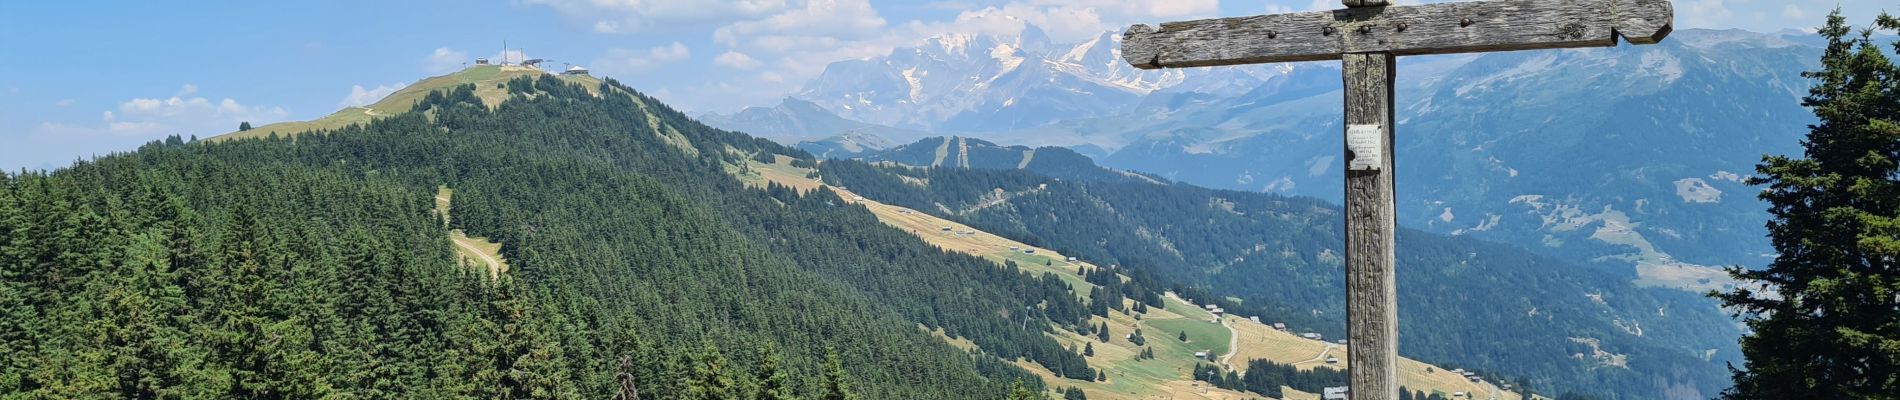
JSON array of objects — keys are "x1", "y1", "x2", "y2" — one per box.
[
  {"x1": 1122, "y1": 0, "x2": 1673, "y2": 69},
  {"x1": 1343, "y1": 52, "x2": 1399, "y2": 400}
]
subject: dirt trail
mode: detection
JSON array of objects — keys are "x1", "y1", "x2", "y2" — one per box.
[
  {"x1": 1293, "y1": 344, "x2": 1340, "y2": 367},
  {"x1": 436, "y1": 189, "x2": 505, "y2": 280},
  {"x1": 453, "y1": 235, "x2": 503, "y2": 280},
  {"x1": 1215, "y1": 317, "x2": 1241, "y2": 368}
]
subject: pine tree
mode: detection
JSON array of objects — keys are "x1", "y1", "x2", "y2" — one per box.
[
  {"x1": 1007, "y1": 379, "x2": 1041, "y2": 400},
  {"x1": 685, "y1": 342, "x2": 734, "y2": 400},
  {"x1": 819, "y1": 349, "x2": 857, "y2": 400},
  {"x1": 1063, "y1": 386, "x2": 1087, "y2": 400},
  {"x1": 754, "y1": 345, "x2": 797, "y2": 400},
  {"x1": 1178, "y1": 331, "x2": 1188, "y2": 342},
  {"x1": 1096, "y1": 322, "x2": 1109, "y2": 342},
  {"x1": 1715, "y1": 9, "x2": 1900, "y2": 399},
  {"x1": 1082, "y1": 342, "x2": 1094, "y2": 357},
  {"x1": 239, "y1": 121, "x2": 252, "y2": 131}
]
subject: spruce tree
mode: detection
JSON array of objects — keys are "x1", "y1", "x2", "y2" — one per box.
[
  {"x1": 1008, "y1": 379, "x2": 1041, "y2": 400},
  {"x1": 685, "y1": 342, "x2": 734, "y2": 400},
  {"x1": 754, "y1": 345, "x2": 797, "y2": 400},
  {"x1": 1063, "y1": 386, "x2": 1087, "y2": 400},
  {"x1": 1715, "y1": 9, "x2": 1900, "y2": 399},
  {"x1": 819, "y1": 349, "x2": 857, "y2": 400}
]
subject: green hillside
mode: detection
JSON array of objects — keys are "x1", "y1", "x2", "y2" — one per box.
[
  {"x1": 213, "y1": 65, "x2": 602, "y2": 141},
  {"x1": 0, "y1": 75, "x2": 1099, "y2": 398}
]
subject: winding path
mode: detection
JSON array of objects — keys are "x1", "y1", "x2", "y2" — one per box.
[{"x1": 1215, "y1": 316, "x2": 1240, "y2": 368}]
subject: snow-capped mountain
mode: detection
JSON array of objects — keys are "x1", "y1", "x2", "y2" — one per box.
[{"x1": 795, "y1": 25, "x2": 1285, "y2": 133}]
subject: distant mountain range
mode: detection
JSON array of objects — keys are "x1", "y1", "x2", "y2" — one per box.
[
  {"x1": 704, "y1": 27, "x2": 1822, "y2": 293},
  {"x1": 792, "y1": 23, "x2": 1285, "y2": 133}
]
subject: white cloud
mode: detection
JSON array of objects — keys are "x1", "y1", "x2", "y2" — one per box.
[
  {"x1": 715, "y1": 51, "x2": 763, "y2": 69},
  {"x1": 653, "y1": 42, "x2": 692, "y2": 61},
  {"x1": 593, "y1": 42, "x2": 694, "y2": 74},
  {"x1": 54, "y1": 99, "x2": 74, "y2": 107},
  {"x1": 713, "y1": 0, "x2": 888, "y2": 46},
  {"x1": 425, "y1": 47, "x2": 469, "y2": 73},
  {"x1": 340, "y1": 83, "x2": 404, "y2": 108},
  {"x1": 1782, "y1": 4, "x2": 1804, "y2": 19},
  {"x1": 41, "y1": 86, "x2": 286, "y2": 139},
  {"x1": 1683, "y1": 0, "x2": 1735, "y2": 29},
  {"x1": 176, "y1": 84, "x2": 198, "y2": 96},
  {"x1": 958, "y1": 0, "x2": 1218, "y2": 41},
  {"x1": 522, "y1": 0, "x2": 791, "y2": 33},
  {"x1": 11, "y1": 88, "x2": 287, "y2": 171}
]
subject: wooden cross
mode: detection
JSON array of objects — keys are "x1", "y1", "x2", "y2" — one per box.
[{"x1": 1119, "y1": 0, "x2": 1672, "y2": 398}]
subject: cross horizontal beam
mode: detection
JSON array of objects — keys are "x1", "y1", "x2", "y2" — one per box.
[{"x1": 1122, "y1": 0, "x2": 1672, "y2": 69}]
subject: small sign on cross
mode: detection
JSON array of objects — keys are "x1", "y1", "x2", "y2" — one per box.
[{"x1": 1120, "y1": 1, "x2": 1672, "y2": 398}]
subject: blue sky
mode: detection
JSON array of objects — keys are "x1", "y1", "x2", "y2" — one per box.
[{"x1": 0, "y1": 0, "x2": 1886, "y2": 171}]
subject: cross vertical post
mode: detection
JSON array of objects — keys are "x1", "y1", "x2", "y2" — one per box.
[
  {"x1": 1343, "y1": 51, "x2": 1398, "y2": 399},
  {"x1": 1343, "y1": 0, "x2": 1399, "y2": 397}
]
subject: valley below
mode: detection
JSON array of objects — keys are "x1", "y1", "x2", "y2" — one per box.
[{"x1": 737, "y1": 155, "x2": 1534, "y2": 399}]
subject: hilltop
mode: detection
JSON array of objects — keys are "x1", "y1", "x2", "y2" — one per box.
[{"x1": 214, "y1": 65, "x2": 604, "y2": 141}]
